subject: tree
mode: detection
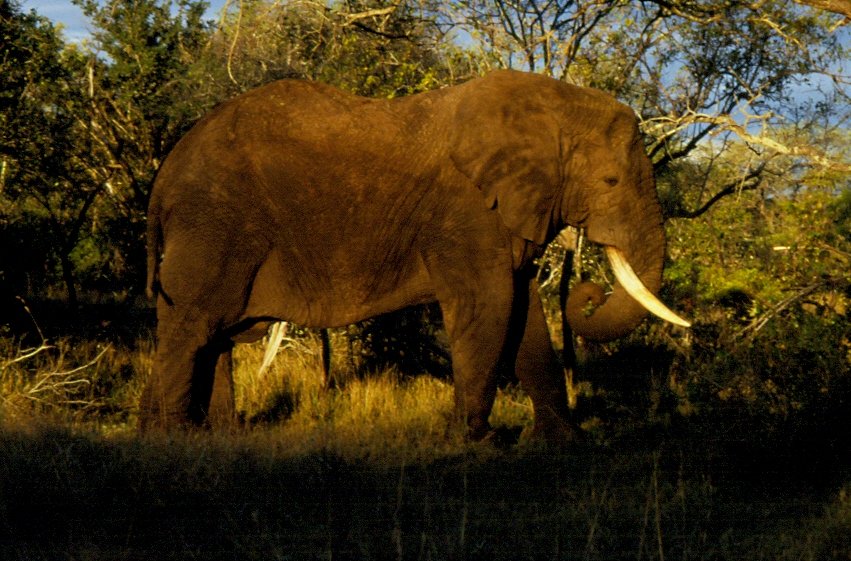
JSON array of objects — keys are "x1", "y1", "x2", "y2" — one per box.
[
  {"x1": 0, "y1": 0, "x2": 105, "y2": 304},
  {"x1": 70, "y1": 0, "x2": 211, "y2": 291},
  {"x1": 446, "y1": 0, "x2": 849, "y2": 216},
  {"x1": 203, "y1": 0, "x2": 470, "y2": 98}
]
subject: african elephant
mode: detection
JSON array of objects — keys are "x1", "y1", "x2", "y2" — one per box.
[{"x1": 141, "y1": 70, "x2": 688, "y2": 440}]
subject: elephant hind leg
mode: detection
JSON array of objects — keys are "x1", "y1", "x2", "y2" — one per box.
[
  {"x1": 140, "y1": 324, "x2": 209, "y2": 430},
  {"x1": 141, "y1": 229, "x2": 266, "y2": 431},
  {"x1": 140, "y1": 286, "x2": 243, "y2": 431},
  {"x1": 139, "y1": 344, "x2": 196, "y2": 431},
  {"x1": 140, "y1": 332, "x2": 236, "y2": 431}
]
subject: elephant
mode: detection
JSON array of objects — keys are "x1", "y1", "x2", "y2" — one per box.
[{"x1": 141, "y1": 69, "x2": 689, "y2": 440}]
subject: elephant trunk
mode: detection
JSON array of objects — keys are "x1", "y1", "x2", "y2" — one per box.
[
  {"x1": 564, "y1": 239, "x2": 664, "y2": 342},
  {"x1": 563, "y1": 161, "x2": 688, "y2": 342}
]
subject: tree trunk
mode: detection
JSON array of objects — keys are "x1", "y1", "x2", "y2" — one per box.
[{"x1": 59, "y1": 251, "x2": 78, "y2": 307}]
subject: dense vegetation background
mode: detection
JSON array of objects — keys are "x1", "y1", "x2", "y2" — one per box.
[{"x1": 0, "y1": 0, "x2": 849, "y2": 559}]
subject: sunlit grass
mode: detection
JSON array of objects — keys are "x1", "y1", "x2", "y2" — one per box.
[
  {"x1": 233, "y1": 333, "x2": 534, "y2": 461},
  {"x1": 0, "y1": 336, "x2": 150, "y2": 431},
  {"x1": 0, "y1": 332, "x2": 535, "y2": 461}
]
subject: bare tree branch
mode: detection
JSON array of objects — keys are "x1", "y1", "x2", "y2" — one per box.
[
  {"x1": 667, "y1": 163, "x2": 768, "y2": 219},
  {"x1": 735, "y1": 276, "x2": 851, "y2": 340},
  {"x1": 646, "y1": 111, "x2": 851, "y2": 173},
  {"x1": 793, "y1": 0, "x2": 851, "y2": 20}
]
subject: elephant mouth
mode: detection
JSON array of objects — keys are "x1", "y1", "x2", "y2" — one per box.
[{"x1": 605, "y1": 246, "x2": 691, "y2": 328}]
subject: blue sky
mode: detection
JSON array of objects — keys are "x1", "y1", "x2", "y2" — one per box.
[
  {"x1": 26, "y1": 0, "x2": 90, "y2": 42},
  {"x1": 25, "y1": 0, "x2": 227, "y2": 43}
]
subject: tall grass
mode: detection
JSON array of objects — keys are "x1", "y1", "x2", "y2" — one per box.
[
  {"x1": 1, "y1": 330, "x2": 849, "y2": 560},
  {"x1": 233, "y1": 332, "x2": 534, "y2": 461},
  {"x1": 0, "y1": 331, "x2": 533, "y2": 459}
]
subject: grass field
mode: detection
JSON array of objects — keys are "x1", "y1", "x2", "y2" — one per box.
[{"x1": 1, "y1": 312, "x2": 849, "y2": 560}]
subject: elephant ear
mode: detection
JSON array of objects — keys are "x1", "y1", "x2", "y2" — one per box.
[{"x1": 450, "y1": 82, "x2": 563, "y2": 246}]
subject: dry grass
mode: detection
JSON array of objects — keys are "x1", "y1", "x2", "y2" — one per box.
[
  {"x1": 0, "y1": 332, "x2": 534, "y2": 461},
  {"x1": 1, "y1": 331, "x2": 849, "y2": 560},
  {"x1": 233, "y1": 332, "x2": 534, "y2": 461},
  {"x1": 0, "y1": 336, "x2": 151, "y2": 430}
]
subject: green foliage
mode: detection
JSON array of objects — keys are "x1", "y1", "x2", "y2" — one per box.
[
  {"x1": 347, "y1": 305, "x2": 451, "y2": 379},
  {"x1": 0, "y1": 16, "x2": 104, "y2": 301},
  {"x1": 642, "y1": 177, "x2": 851, "y2": 451},
  {"x1": 72, "y1": 0, "x2": 213, "y2": 293},
  {"x1": 202, "y1": 0, "x2": 469, "y2": 98},
  {"x1": 834, "y1": 186, "x2": 851, "y2": 241},
  {"x1": 0, "y1": 0, "x2": 210, "y2": 301},
  {"x1": 666, "y1": 184, "x2": 849, "y2": 307}
]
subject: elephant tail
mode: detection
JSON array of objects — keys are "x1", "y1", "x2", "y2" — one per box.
[{"x1": 145, "y1": 208, "x2": 162, "y2": 301}]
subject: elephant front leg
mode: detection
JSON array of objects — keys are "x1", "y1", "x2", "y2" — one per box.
[
  {"x1": 437, "y1": 281, "x2": 514, "y2": 441},
  {"x1": 451, "y1": 338, "x2": 503, "y2": 440},
  {"x1": 513, "y1": 276, "x2": 580, "y2": 443}
]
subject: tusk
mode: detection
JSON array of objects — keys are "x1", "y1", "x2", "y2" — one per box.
[
  {"x1": 605, "y1": 246, "x2": 691, "y2": 328},
  {"x1": 259, "y1": 321, "x2": 287, "y2": 375}
]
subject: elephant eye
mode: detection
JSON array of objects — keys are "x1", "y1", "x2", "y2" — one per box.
[{"x1": 604, "y1": 176, "x2": 619, "y2": 187}]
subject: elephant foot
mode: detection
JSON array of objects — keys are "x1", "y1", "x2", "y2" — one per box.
[
  {"x1": 481, "y1": 426, "x2": 523, "y2": 450},
  {"x1": 466, "y1": 418, "x2": 493, "y2": 442},
  {"x1": 531, "y1": 418, "x2": 585, "y2": 447},
  {"x1": 137, "y1": 411, "x2": 191, "y2": 434}
]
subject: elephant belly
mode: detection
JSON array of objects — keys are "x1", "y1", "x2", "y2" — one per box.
[{"x1": 240, "y1": 246, "x2": 436, "y2": 330}]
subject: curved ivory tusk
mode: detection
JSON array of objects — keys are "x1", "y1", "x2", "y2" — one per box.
[
  {"x1": 259, "y1": 321, "x2": 288, "y2": 375},
  {"x1": 605, "y1": 246, "x2": 691, "y2": 328}
]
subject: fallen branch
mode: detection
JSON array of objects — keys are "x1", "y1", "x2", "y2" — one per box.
[
  {"x1": 735, "y1": 277, "x2": 849, "y2": 340},
  {"x1": 1, "y1": 344, "x2": 111, "y2": 411}
]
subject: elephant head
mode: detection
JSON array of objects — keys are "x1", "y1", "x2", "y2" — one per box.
[
  {"x1": 450, "y1": 70, "x2": 688, "y2": 341},
  {"x1": 559, "y1": 111, "x2": 690, "y2": 341}
]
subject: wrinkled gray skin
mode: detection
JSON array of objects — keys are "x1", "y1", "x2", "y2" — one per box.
[{"x1": 142, "y1": 70, "x2": 666, "y2": 441}]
